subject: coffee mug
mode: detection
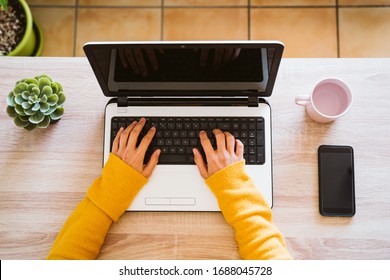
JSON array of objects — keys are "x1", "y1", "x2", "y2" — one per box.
[{"x1": 295, "y1": 78, "x2": 352, "y2": 123}]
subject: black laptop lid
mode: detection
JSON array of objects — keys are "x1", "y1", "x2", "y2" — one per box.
[{"x1": 83, "y1": 41, "x2": 284, "y2": 97}]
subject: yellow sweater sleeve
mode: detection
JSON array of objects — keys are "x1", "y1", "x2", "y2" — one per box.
[
  {"x1": 47, "y1": 154, "x2": 147, "y2": 260},
  {"x1": 205, "y1": 160, "x2": 292, "y2": 260}
]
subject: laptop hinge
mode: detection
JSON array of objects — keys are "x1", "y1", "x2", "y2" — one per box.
[
  {"x1": 117, "y1": 96, "x2": 128, "y2": 107},
  {"x1": 248, "y1": 95, "x2": 259, "y2": 107}
]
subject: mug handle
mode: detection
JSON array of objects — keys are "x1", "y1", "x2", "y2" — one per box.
[{"x1": 295, "y1": 95, "x2": 310, "y2": 106}]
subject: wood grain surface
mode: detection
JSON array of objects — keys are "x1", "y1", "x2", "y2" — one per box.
[{"x1": 0, "y1": 57, "x2": 389, "y2": 260}]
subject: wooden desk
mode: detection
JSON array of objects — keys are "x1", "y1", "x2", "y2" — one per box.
[{"x1": 1, "y1": 57, "x2": 389, "y2": 260}]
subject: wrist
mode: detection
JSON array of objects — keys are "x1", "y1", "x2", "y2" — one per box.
[{"x1": 87, "y1": 153, "x2": 148, "y2": 222}]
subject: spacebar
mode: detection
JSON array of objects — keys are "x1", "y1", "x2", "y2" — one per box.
[{"x1": 158, "y1": 154, "x2": 188, "y2": 164}]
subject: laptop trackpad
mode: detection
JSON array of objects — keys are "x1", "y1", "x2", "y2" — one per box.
[
  {"x1": 128, "y1": 166, "x2": 220, "y2": 211},
  {"x1": 145, "y1": 197, "x2": 196, "y2": 205}
]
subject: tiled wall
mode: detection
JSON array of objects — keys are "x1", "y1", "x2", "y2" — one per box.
[{"x1": 28, "y1": 0, "x2": 390, "y2": 57}]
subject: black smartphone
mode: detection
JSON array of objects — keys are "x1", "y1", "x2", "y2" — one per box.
[{"x1": 318, "y1": 145, "x2": 355, "y2": 216}]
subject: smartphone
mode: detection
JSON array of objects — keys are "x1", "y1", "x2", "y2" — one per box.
[{"x1": 318, "y1": 145, "x2": 355, "y2": 216}]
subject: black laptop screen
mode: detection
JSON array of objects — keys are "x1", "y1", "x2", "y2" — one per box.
[
  {"x1": 113, "y1": 48, "x2": 262, "y2": 82},
  {"x1": 84, "y1": 42, "x2": 283, "y2": 96}
]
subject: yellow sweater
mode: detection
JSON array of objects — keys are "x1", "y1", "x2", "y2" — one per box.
[{"x1": 47, "y1": 154, "x2": 291, "y2": 260}]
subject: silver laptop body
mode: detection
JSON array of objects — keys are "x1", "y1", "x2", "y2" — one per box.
[{"x1": 84, "y1": 41, "x2": 284, "y2": 211}]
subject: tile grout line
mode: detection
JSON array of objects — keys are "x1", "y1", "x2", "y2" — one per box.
[
  {"x1": 73, "y1": 0, "x2": 79, "y2": 57},
  {"x1": 336, "y1": 0, "x2": 340, "y2": 58},
  {"x1": 161, "y1": 0, "x2": 164, "y2": 41},
  {"x1": 248, "y1": 0, "x2": 251, "y2": 40}
]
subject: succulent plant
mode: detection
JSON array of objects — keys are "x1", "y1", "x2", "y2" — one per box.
[{"x1": 6, "y1": 74, "x2": 65, "y2": 130}]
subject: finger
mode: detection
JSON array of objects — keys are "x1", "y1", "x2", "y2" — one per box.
[
  {"x1": 145, "y1": 49, "x2": 158, "y2": 71},
  {"x1": 222, "y1": 48, "x2": 233, "y2": 66},
  {"x1": 125, "y1": 48, "x2": 140, "y2": 75},
  {"x1": 232, "y1": 48, "x2": 241, "y2": 60},
  {"x1": 119, "y1": 121, "x2": 137, "y2": 152},
  {"x1": 127, "y1": 117, "x2": 146, "y2": 148},
  {"x1": 133, "y1": 49, "x2": 149, "y2": 77},
  {"x1": 213, "y1": 129, "x2": 226, "y2": 151},
  {"x1": 235, "y1": 139, "x2": 244, "y2": 159},
  {"x1": 112, "y1": 127, "x2": 124, "y2": 154},
  {"x1": 199, "y1": 130, "x2": 214, "y2": 154},
  {"x1": 212, "y1": 48, "x2": 223, "y2": 70},
  {"x1": 137, "y1": 126, "x2": 156, "y2": 154},
  {"x1": 199, "y1": 49, "x2": 210, "y2": 67},
  {"x1": 143, "y1": 149, "x2": 161, "y2": 178},
  {"x1": 118, "y1": 49, "x2": 128, "y2": 68},
  {"x1": 193, "y1": 148, "x2": 209, "y2": 179},
  {"x1": 224, "y1": 131, "x2": 235, "y2": 153}
]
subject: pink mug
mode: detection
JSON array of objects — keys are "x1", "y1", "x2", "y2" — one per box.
[{"x1": 295, "y1": 78, "x2": 352, "y2": 123}]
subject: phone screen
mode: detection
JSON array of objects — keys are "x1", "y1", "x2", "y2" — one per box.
[{"x1": 318, "y1": 145, "x2": 355, "y2": 216}]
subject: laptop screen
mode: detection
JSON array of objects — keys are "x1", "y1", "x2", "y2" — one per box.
[{"x1": 84, "y1": 41, "x2": 284, "y2": 97}]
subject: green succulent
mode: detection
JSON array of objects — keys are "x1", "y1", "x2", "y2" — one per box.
[{"x1": 6, "y1": 74, "x2": 65, "y2": 130}]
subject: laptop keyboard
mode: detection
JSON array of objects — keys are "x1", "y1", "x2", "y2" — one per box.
[{"x1": 111, "y1": 117, "x2": 265, "y2": 165}]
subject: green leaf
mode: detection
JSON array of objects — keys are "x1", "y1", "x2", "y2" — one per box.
[
  {"x1": 14, "y1": 104, "x2": 26, "y2": 116},
  {"x1": 0, "y1": 0, "x2": 8, "y2": 10},
  {"x1": 50, "y1": 107, "x2": 64, "y2": 120},
  {"x1": 13, "y1": 82, "x2": 28, "y2": 94},
  {"x1": 24, "y1": 78, "x2": 39, "y2": 86},
  {"x1": 29, "y1": 95, "x2": 38, "y2": 103},
  {"x1": 22, "y1": 102, "x2": 32, "y2": 109},
  {"x1": 14, "y1": 94, "x2": 25, "y2": 105},
  {"x1": 57, "y1": 92, "x2": 66, "y2": 106},
  {"x1": 6, "y1": 106, "x2": 18, "y2": 118},
  {"x1": 51, "y1": 82, "x2": 58, "y2": 94},
  {"x1": 38, "y1": 77, "x2": 51, "y2": 91},
  {"x1": 27, "y1": 83, "x2": 38, "y2": 93},
  {"x1": 14, "y1": 116, "x2": 30, "y2": 128},
  {"x1": 35, "y1": 74, "x2": 52, "y2": 82},
  {"x1": 32, "y1": 102, "x2": 40, "y2": 111},
  {"x1": 47, "y1": 94, "x2": 59, "y2": 106},
  {"x1": 39, "y1": 102, "x2": 50, "y2": 112},
  {"x1": 37, "y1": 116, "x2": 51, "y2": 128},
  {"x1": 29, "y1": 111, "x2": 45, "y2": 124},
  {"x1": 22, "y1": 91, "x2": 30, "y2": 100},
  {"x1": 56, "y1": 82, "x2": 63, "y2": 92},
  {"x1": 24, "y1": 107, "x2": 36, "y2": 116},
  {"x1": 31, "y1": 86, "x2": 40, "y2": 96},
  {"x1": 24, "y1": 123, "x2": 37, "y2": 131},
  {"x1": 44, "y1": 105, "x2": 57, "y2": 116},
  {"x1": 41, "y1": 85, "x2": 53, "y2": 97},
  {"x1": 7, "y1": 92, "x2": 15, "y2": 107},
  {"x1": 41, "y1": 95, "x2": 48, "y2": 102}
]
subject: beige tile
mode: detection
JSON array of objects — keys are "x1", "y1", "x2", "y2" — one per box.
[
  {"x1": 164, "y1": 0, "x2": 247, "y2": 6},
  {"x1": 251, "y1": 0, "x2": 335, "y2": 6},
  {"x1": 76, "y1": 8, "x2": 161, "y2": 56},
  {"x1": 31, "y1": 7, "x2": 75, "y2": 56},
  {"x1": 163, "y1": 8, "x2": 248, "y2": 40},
  {"x1": 339, "y1": 8, "x2": 390, "y2": 57},
  {"x1": 339, "y1": 0, "x2": 390, "y2": 5},
  {"x1": 28, "y1": 0, "x2": 76, "y2": 5},
  {"x1": 251, "y1": 8, "x2": 337, "y2": 57},
  {"x1": 78, "y1": 0, "x2": 161, "y2": 6}
]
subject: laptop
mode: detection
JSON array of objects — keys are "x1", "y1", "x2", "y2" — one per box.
[{"x1": 83, "y1": 41, "x2": 284, "y2": 211}]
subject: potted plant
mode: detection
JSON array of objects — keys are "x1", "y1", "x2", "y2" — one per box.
[
  {"x1": 0, "y1": 0, "x2": 43, "y2": 56},
  {"x1": 6, "y1": 74, "x2": 66, "y2": 130}
]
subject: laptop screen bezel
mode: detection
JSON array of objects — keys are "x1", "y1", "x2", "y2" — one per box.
[{"x1": 83, "y1": 41, "x2": 284, "y2": 98}]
